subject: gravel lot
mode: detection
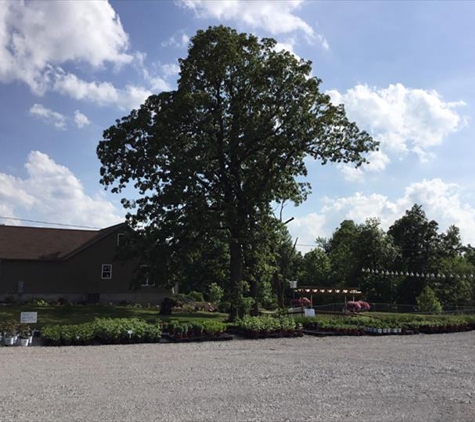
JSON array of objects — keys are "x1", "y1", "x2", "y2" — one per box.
[{"x1": 1, "y1": 332, "x2": 474, "y2": 422}]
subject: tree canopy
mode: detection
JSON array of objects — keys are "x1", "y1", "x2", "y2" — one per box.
[
  {"x1": 97, "y1": 26, "x2": 377, "y2": 318},
  {"x1": 297, "y1": 205, "x2": 475, "y2": 307}
]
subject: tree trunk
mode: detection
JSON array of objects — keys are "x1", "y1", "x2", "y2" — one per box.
[
  {"x1": 250, "y1": 278, "x2": 259, "y2": 316},
  {"x1": 229, "y1": 237, "x2": 243, "y2": 321}
]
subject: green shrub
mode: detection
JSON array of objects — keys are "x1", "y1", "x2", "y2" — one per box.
[
  {"x1": 416, "y1": 287, "x2": 443, "y2": 314},
  {"x1": 201, "y1": 320, "x2": 225, "y2": 336},
  {"x1": 41, "y1": 325, "x2": 62, "y2": 346},
  {"x1": 208, "y1": 283, "x2": 224, "y2": 304},
  {"x1": 217, "y1": 301, "x2": 231, "y2": 313},
  {"x1": 28, "y1": 298, "x2": 50, "y2": 306},
  {"x1": 178, "y1": 303, "x2": 196, "y2": 313},
  {"x1": 188, "y1": 291, "x2": 205, "y2": 302},
  {"x1": 190, "y1": 322, "x2": 204, "y2": 337}
]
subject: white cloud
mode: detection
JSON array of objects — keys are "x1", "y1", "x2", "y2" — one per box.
[
  {"x1": 74, "y1": 110, "x2": 90, "y2": 128},
  {"x1": 287, "y1": 213, "x2": 326, "y2": 249},
  {"x1": 29, "y1": 103, "x2": 67, "y2": 130},
  {"x1": 0, "y1": 1, "x2": 132, "y2": 94},
  {"x1": 160, "y1": 63, "x2": 181, "y2": 79},
  {"x1": 288, "y1": 178, "x2": 475, "y2": 251},
  {"x1": 0, "y1": 151, "x2": 123, "y2": 228},
  {"x1": 148, "y1": 76, "x2": 171, "y2": 92},
  {"x1": 53, "y1": 72, "x2": 151, "y2": 111},
  {"x1": 161, "y1": 31, "x2": 190, "y2": 48},
  {"x1": 339, "y1": 150, "x2": 391, "y2": 182},
  {"x1": 328, "y1": 84, "x2": 466, "y2": 176},
  {"x1": 132, "y1": 53, "x2": 172, "y2": 94},
  {"x1": 273, "y1": 38, "x2": 303, "y2": 60},
  {"x1": 178, "y1": 0, "x2": 328, "y2": 49}
]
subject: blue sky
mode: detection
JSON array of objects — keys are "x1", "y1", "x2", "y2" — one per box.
[{"x1": 1, "y1": 0, "x2": 474, "y2": 251}]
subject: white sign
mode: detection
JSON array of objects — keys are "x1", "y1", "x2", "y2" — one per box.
[
  {"x1": 304, "y1": 308, "x2": 316, "y2": 318},
  {"x1": 20, "y1": 312, "x2": 38, "y2": 324}
]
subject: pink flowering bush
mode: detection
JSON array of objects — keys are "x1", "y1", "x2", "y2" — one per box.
[
  {"x1": 291, "y1": 297, "x2": 312, "y2": 308},
  {"x1": 344, "y1": 301, "x2": 362, "y2": 313},
  {"x1": 345, "y1": 301, "x2": 371, "y2": 313},
  {"x1": 357, "y1": 301, "x2": 371, "y2": 312}
]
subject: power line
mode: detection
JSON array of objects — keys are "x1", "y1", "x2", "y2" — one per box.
[{"x1": 0, "y1": 216, "x2": 101, "y2": 230}]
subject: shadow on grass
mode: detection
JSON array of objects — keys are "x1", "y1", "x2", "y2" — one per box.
[{"x1": 0, "y1": 304, "x2": 227, "y2": 327}]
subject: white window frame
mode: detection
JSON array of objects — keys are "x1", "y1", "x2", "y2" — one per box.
[
  {"x1": 140, "y1": 265, "x2": 155, "y2": 287},
  {"x1": 101, "y1": 264, "x2": 112, "y2": 280}
]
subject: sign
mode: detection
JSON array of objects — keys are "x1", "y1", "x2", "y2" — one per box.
[
  {"x1": 20, "y1": 312, "x2": 38, "y2": 324},
  {"x1": 304, "y1": 308, "x2": 316, "y2": 318}
]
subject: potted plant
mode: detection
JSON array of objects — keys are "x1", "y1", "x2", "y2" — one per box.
[
  {"x1": 2, "y1": 320, "x2": 18, "y2": 346},
  {"x1": 174, "y1": 324, "x2": 184, "y2": 340},
  {"x1": 18, "y1": 323, "x2": 31, "y2": 346}
]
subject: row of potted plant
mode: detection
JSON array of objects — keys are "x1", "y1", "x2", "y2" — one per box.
[
  {"x1": 293, "y1": 314, "x2": 475, "y2": 336},
  {"x1": 0, "y1": 320, "x2": 33, "y2": 346},
  {"x1": 41, "y1": 318, "x2": 162, "y2": 346},
  {"x1": 410, "y1": 317, "x2": 475, "y2": 334},
  {"x1": 163, "y1": 320, "x2": 227, "y2": 340},
  {"x1": 230, "y1": 316, "x2": 303, "y2": 339}
]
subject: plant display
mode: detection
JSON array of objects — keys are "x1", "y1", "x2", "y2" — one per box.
[
  {"x1": 41, "y1": 318, "x2": 162, "y2": 346},
  {"x1": 232, "y1": 316, "x2": 298, "y2": 338},
  {"x1": 163, "y1": 320, "x2": 226, "y2": 340}
]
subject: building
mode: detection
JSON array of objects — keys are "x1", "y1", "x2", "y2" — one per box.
[{"x1": 0, "y1": 223, "x2": 168, "y2": 304}]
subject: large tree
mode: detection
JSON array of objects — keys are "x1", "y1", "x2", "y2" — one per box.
[
  {"x1": 388, "y1": 204, "x2": 440, "y2": 303},
  {"x1": 97, "y1": 26, "x2": 376, "y2": 318}
]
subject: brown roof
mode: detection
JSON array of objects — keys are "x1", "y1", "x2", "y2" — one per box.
[{"x1": 0, "y1": 223, "x2": 125, "y2": 261}]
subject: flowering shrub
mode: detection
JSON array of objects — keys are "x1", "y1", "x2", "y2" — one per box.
[
  {"x1": 290, "y1": 297, "x2": 311, "y2": 308},
  {"x1": 344, "y1": 301, "x2": 370, "y2": 313},
  {"x1": 344, "y1": 301, "x2": 362, "y2": 313},
  {"x1": 357, "y1": 301, "x2": 371, "y2": 312}
]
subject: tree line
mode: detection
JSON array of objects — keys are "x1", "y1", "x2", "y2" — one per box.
[{"x1": 296, "y1": 204, "x2": 475, "y2": 308}]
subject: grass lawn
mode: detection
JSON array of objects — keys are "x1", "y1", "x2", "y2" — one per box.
[{"x1": 0, "y1": 303, "x2": 227, "y2": 327}]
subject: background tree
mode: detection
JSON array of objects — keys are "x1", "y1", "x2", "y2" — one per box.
[
  {"x1": 388, "y1": 204, "x2": 440, "y2": 303},
  {"x1": 326, "y1": 220, "x2": 361, "y2": 287},
  {"x1": 97, "y1": 26, "x2": 377, "y2": 319},
  {"x1": 357, "y1": 218, "x2": 399, "y2": 302},
  {"x1": 297, "y1": 247, "x2": 331, "y2": 287}
]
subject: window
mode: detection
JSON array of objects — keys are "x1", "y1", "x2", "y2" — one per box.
[
  {"x1": 101, "y1": 264, "x2": 112, "y2": 280},
  {"x1": 141, "y1": 265, "x2": 155, "y2": 287},
  {"x1": 117, "y1": 233, "x2": 126, "y2": 247}
]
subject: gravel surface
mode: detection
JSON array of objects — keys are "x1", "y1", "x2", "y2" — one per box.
[{"x1": 1, "y1": 332, "x2": 475, "y2": 422}]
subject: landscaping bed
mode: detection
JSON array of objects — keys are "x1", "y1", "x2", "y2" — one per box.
[{"x1": 2, "y1": 309, "x2": 475, "y2": 347}]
